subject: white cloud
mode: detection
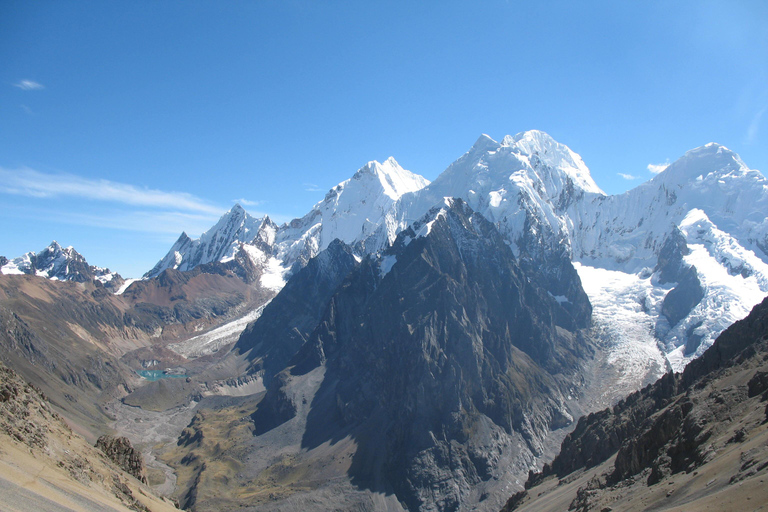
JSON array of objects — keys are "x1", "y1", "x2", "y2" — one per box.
[
  {"x1": 232, "y1": 198, "x2": 262, "y2": 206},
  {"x1": 0, "y1": 167, "x2": 222, "y2": 214},
  {"x1": 13, "y1": 80, "x2": 44, "y2": 90},
  {"x1": 47, "y1": 209, "x2": 221, "y2": 236},
  {"x1": 304, "y1": 182, "x2": 323, "y2": 192},
  {"x1": 746, "y1": 103, "x2": 768, "y2": 144},
  {"x1": 618, "y1": 173, "x2": 640, "y2": 180},
  {"x1": 647, "y1": 162, "x2": 669, "y2": 174}
]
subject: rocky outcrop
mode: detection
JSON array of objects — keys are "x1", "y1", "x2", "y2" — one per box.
[
  {"x1": 234, "y1": 239, "x2": 359, "y2": 384},
  {"x1": 0, "y1": 361, "x2": 56, "y2": 449},
  {"x1": 251, "y1": 371, "x2": 299, "y2": 434},
  {"x1": 655, "y1": 228, "x2": 706, "y2": 335},
  {"x1": 96, "y1": 434, "x2": 149, "y2": 484},
  {"x1": 661, "y1": 266, "x2": 705, "y2": 331},
  {"x1": 656, "y1": 227, "x2": 690, "y2": 284},
  {"x1": 506, "y1": 294, "x2": 768, "y2": 512}
]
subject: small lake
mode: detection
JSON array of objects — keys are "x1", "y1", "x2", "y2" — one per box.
[{"x1": 136, "y1": 370, "x2": 187, "y2": 382}]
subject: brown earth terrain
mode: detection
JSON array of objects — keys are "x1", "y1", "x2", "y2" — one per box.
[{"x1": 0, "y1": 360, "x2": 179, "y2": 512}]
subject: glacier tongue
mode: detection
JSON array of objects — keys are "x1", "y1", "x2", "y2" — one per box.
[{"x1": 574, "y1": 262, "x2": 669, "y2": 387}]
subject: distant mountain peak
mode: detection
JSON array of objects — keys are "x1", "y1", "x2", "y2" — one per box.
[
  {"x1": 0, "y1": 241, "x2": 120, "y2": 286},
  {"x1": 144, "y1": 205, "x2": 273, "y2": 278},
  {"x1": 273, "y1": 157, "x2": 430, "y2": 268}
]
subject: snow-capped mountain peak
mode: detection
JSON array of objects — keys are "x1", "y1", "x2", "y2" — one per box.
[
  {"x1": 386, "y1": 130, "x2": 605, "y2": 267},
  {"x1": 273, "y1": 158, "x2": 430, "y2": 268},
  {"x1": 145, "y1": 160, "x2": 430, "y2": 280},
  {"x1": 470, "y1": 133, "x2": 499, "y2": 153},
  {"x1": 144, "y1": 205, "x2": 273, "y2": 278},
  {"x1": 506, "y1": 129, "x2": 604, "y2": 195},
  {"x1": 1, "y1": 241, "x2": 120, "y2": 285},
  {"x1": 350, "y1": 157, "x2": 430, "y2": 201},
  {"x1": 654, "y1": 142, "x2": 749, "y2": 187}
]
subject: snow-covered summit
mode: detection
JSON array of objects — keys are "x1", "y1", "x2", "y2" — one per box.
[
  {"x1": 144, "y1": 204, "x2": 277, "y2": 278},
  {"x1": 386, "y1": 130, "x2": 604, "y2": 262},
  {"x1": 572, "y1": 142, "x2": 768, "y2": 271},
  {"x1": 654, "y1": 143, "x2": 748, "y2": 186},
  {"x1": 273, "y1": 157, "x2": 429, "y2": 268},
  {"x1": 504, "y1": 130, "x2": 604, "y2": 195},
  {"x1": 1, "y1": 241, "x2": 120, "y2": 284}
]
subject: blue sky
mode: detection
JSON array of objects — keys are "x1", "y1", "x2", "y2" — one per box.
[{"x1": 1, "y1": 1, "x2": 767, "y2": 277}]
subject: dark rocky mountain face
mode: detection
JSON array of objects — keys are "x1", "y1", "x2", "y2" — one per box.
[
  {"x1": 505, "y1": 294, "x2": 768, "y2": 512},
  {"x1": 655, "y1": 228, "x2": 706, "y2": 352},
  {"x1": 240, "y1": 199, "x2": 594, "y2": 511},
  {"x1": 234, "y1": 239, "x2": 359, "y2": 384}
]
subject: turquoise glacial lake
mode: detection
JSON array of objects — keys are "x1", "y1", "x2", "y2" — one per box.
[{"x1": 136, "y1": 370, "x2": 186, "y2": 382}]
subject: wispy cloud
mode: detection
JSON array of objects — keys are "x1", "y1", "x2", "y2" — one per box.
[
  {"x1": 0, "y1": 167, "x2": 223, "y2": 214},
  {"x1": 647, "y1": 162, "x2": 669, "y2": 174},
  {"x1": 746, "y1": 103, "x2": 768, "y2": 144},
  {"x1": 13, "y1": 79, "x2": 44, "y2": 91},
  {"x1": 304, "y1": 182, "x2": 323, "y2": 192},
  {"x1": 617, "y1": 173, "x2": 640, "y2": 180},
  {"x1": 20, "y1": 104, "x2": 34, "y2": 115},
  {"x1": 50, "y1": 209, "x2": 222, "y2": 236},
  {"x1": 232, "y1": 198, "x2": 262, "y2": 207}
]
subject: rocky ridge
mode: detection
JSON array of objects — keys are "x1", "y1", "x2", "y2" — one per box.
[{"x1": 502, "y1": 294, "x2": 768, "y2": 512}]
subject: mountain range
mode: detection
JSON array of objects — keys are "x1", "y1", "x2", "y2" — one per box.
[
  {"x1": 94, "y1": 129, "x2": 767, "y2": 372},
  {"x1": 1, "y1": 129, "x2": 767, "y2": 512}
]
